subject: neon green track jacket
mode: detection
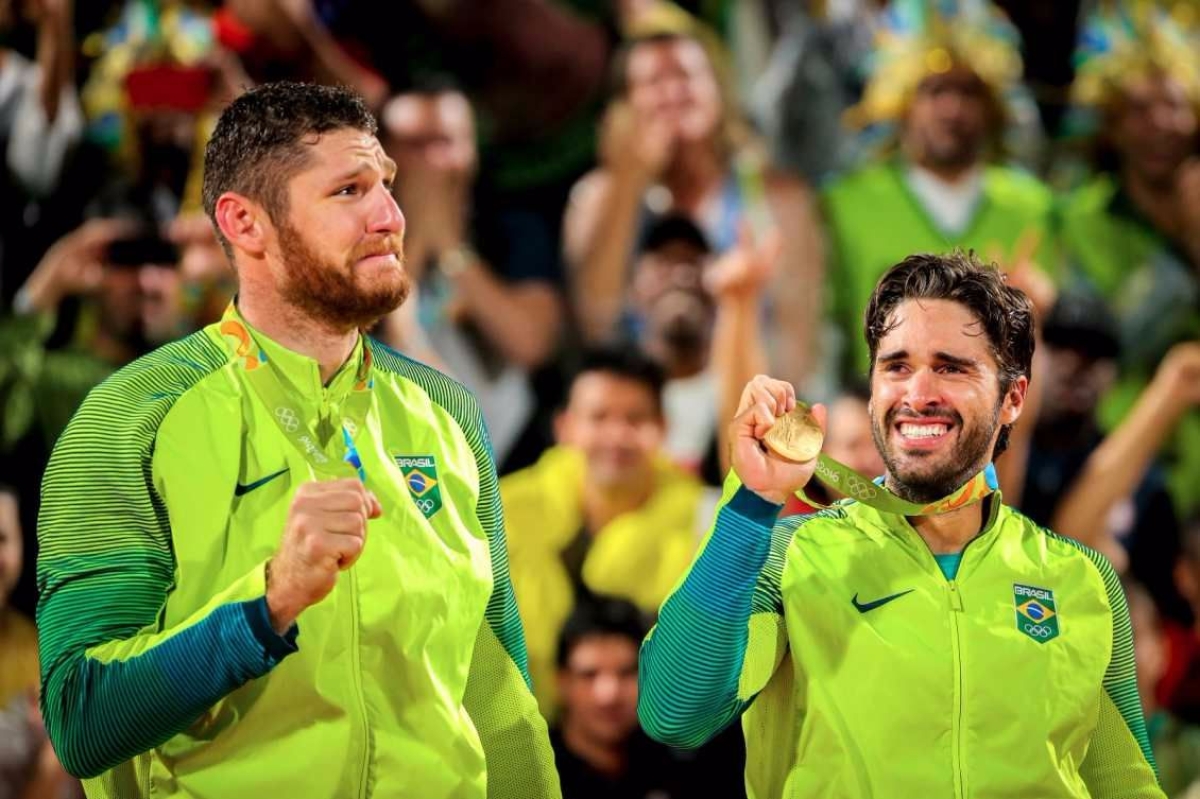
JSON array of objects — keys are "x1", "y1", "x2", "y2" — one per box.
[
  {"x1": 638, "y1": 476, "x2": 1164, "y2": 799},
  {"x1": 36, "y1": 316, "x2": 561, "y2": 799}
]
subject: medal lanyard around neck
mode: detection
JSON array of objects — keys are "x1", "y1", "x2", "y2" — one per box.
[
  {"x1": 219, "y1": 304, "x2": 371, "y2": 483},
  {"x1": 801, "y1": 456, "x2": 998, "y2": 516}
]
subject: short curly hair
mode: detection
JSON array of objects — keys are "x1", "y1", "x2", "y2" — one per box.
[
  {"x1": 202, "y1": 81, "x2": 377, "y2": 257},
  {"x1": 864, "y1": 250, "x2": 1035, "y2": 458}
]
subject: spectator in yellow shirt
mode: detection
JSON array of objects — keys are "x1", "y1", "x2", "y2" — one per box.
[{"x1": 501, "y1": 348, "x2": 712, "y2": 716}]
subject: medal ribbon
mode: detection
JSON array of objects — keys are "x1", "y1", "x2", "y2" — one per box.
[
  {"x1": 798, "y1": 455, "x2": 998, "y2": 516},
  {"x1": 219, "y1": 303, "x2": 371, "y2": 482}
]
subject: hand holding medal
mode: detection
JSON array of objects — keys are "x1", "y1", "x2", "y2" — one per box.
[
  {"x1": 731, "y1": 375, "x2": 998, "y2": 514},
  {"x1": 730, "y1": 375, "x2": 827, "y2": 505}
]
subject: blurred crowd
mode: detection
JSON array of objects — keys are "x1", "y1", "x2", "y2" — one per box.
[{"x1": 3, "y1": 0, "x2": 1200, "y2": 796}]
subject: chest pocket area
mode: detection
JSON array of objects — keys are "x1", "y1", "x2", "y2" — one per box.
[
  {"x1": 360, "y1": 446, "x2": 492, "y2": 668},
  {"x1": 959, "y1": 584, "x2": 1110, "y2": 759}
]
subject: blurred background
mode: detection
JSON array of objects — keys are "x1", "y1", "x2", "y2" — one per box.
[{"x1": 4, "y1": 0, "x2": 1200, "y2": 796}]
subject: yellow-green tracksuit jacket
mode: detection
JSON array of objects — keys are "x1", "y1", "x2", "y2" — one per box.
[
  {"x1": 36, "y1": 311, "x2": 561, "y2": 799},
  {"x1": 639, "y1": 476, "x2": 1163, "y2": 798}
]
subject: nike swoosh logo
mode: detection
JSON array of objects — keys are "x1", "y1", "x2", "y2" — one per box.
[
  {"x1": 852, "y1": 589, "x2": 914, "y2": 613},
  {"x1": 234, "y1": 468, "x2": 290, "y2": 497}
]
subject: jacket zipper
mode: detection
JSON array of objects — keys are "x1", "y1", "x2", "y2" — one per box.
[
  {"x1": 320, "y1": 393, "x2": 372, "y2": 797},
  {"x1": 348, "y1": 567, "x2": 371, "y2": 798},
  {"x1": 948, "y1": 580, "x2": 966, "y2": 799},
  {"x1": 910, "y1": 496, "x2": 998, "y2": 799}
]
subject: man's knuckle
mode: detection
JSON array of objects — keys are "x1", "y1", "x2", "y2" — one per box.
[{"x1": 301, "y1": 536, "x2": 326, "y2": 561}]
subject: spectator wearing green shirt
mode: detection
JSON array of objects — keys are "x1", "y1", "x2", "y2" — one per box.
[
  {"x1": 1059, "y1": 8, "x2": 1200, "y2": 517},
  {"x1": 821, "y1": 2, "x2": 1054, "y2": 380}
]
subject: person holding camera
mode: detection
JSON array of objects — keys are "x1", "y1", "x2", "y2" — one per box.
[
  {"x1": 0, "y1": 217, "x2": 158, "y2": 617},
  {"x1": 3, "y1": 218, "x2": 149, "y2": 451}
]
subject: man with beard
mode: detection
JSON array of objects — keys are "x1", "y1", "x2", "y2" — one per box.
[
  {"x1": 639, "y1": 251, "x2": 1164, "y2": 798},
  {"x1": 35, "y1": 82, "x2": 560, "y2": 799},
  {"x1": 1060, "y1": 10, "x2": 1200, "y2": 521},
  {"x1": 621, "y1": 213, "x2": 781, "y2": 485},
  {"x1": 622, "y1": 214, "x2": 719, "y2": 477},
  {"x1": 820, "y1": 1, "x2": 1054, "y2": 379}
]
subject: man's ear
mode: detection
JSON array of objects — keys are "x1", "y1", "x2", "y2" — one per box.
[
  {"x1": 214, "y1": 191, "x2": 269, "y2": 259},
  {"x1": 999, "y1": 374, "x2": 1029, "y2": 427}
]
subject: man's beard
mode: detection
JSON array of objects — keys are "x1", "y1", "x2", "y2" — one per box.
[
  {"x1": 276, "y1": 222, "x2": 410, "y2": 332},
  {"x1": 871, "y1": 402, "x2": 998, "y2": 504},
  {"x1": 646, "y1": 290, "x2": 713, "y2": 358},
  {"x1": 658, "y1": 312, "x2": 710, "y2": 353},
  {"x1": 925, "y1": 127, "x2": 983, "y2": 172}
]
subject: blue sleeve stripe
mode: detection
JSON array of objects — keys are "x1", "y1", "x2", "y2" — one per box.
[
  {"x1": 638, "y1": 487, "x2": 781, "y2": 748},
  {"x1": 47, "y1": 598, "x2": 295, "y2": 778}
]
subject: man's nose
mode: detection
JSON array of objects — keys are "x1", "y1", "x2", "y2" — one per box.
[
  {"x1": 593, "y1": 673, "x2": 622, "y2": 703},
  {"x1": 903, "y1": 368, "x2": 944, "y2": 409},
  {"x1": 370, "y1": 186, "x2": 406, "y2": 237},
  {"x1": 1148, "y1": 100, "x2": 1182, "y2": 134},
  {"x1": 937, "y1": 90, "x2": 970, "y2": 119},
  {"x1": 670, "y1": 261, "x2": 702, "y2": 289}
]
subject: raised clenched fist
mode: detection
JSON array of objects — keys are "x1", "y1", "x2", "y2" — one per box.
[{"x1": 265, "y1": 479, "x2": 382, "y2": 633}]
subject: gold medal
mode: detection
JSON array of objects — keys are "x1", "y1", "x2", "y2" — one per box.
[{"x1": 764, "y1": 403, "x2": 824, "y2": 462}]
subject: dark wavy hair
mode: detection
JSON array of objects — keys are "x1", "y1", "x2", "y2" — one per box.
[
  {"x1": 863, "y1": 250, "x2": 1035, "y2": 459},
  {"x1": 202, "y1": 81, "x2": 377, "y2": 258},
  {"x1": 555, "y1": 595, "x2": 651, "y2": 669},
  {"x1": 567, "y1": 345, "x2": 668, "y2": 417}
]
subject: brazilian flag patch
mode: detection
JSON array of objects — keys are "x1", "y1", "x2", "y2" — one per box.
[
  {"x1": 396, "y1": 455, "x2": 442, "y2": 519},
  {"x1": 1014, "y1": 584, "x2": 1059, "y2": 644}
]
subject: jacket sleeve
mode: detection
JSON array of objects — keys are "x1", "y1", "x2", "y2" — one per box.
[
  {"x1": 460, "y1": 405, "x2": 562, "y2": 799},
  {"x1": 1076, "y1": 546, "x2": 1165, "y2": 798},
  {"x1": 637, "y1": 472, "x2": 792, "y2": 749},
  {"x1": 36, "y1": 356, "x2": 297, "y2": 779}
]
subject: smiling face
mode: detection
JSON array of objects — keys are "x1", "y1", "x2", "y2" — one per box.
[
  {"x1": 270, "y1": 128, "x2": 410, "y2": 331},
  {"x1": 869, "y1": 299, "x2": 1025, "y2": 502},
  {"x1": 556, "y1": 371, "x2": 663, "y2": 489}
]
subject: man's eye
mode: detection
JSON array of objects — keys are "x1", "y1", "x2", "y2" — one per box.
[{"x1": 336, "y1": 184, "x2": 358, "y2": 196}]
